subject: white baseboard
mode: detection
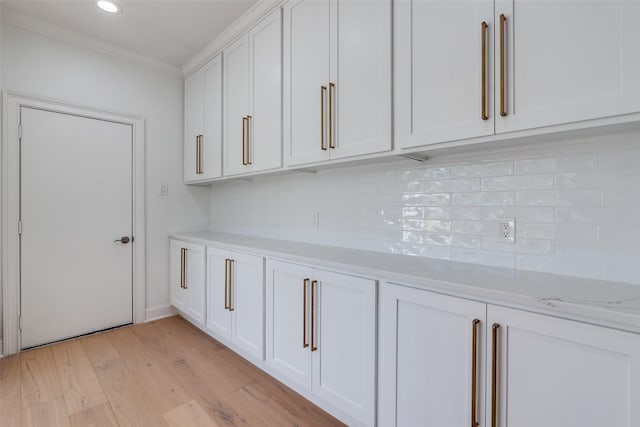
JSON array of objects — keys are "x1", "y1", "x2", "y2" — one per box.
[{"x1": 144, "y1": 305, "x2": 176, "y2": 322}]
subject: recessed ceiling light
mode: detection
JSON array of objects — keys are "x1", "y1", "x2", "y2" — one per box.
[{"x1": 97, "y1": 1, "x2": 121, "y2": 14}]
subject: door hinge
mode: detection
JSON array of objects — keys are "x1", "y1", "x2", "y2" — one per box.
[
  {"x1": 18, "y1": 221, "x2": 23, "y2": 235},
  {"x1": 19, "y1": 316, "x2": 23, "y2": 331},
  {"x1": 18, "y1": 124, "x2": 23, "y2": 140}
]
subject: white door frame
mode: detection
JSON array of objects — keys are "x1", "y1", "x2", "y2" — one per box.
[{"x1": 2, "y1": 92, "x2": 146, "y2": 356}]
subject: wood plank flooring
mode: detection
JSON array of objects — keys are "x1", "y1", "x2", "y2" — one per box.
[{"x1": 0, "y1": 316, "x2": 345, "y2": 427}]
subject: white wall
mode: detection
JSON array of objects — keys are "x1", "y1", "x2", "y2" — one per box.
[
  {"x1": 0, "y1": 24, "x2": 210, "y2": 339},
  {"x1": 211, "y1": 129, "x2": 640, "y2": 285}
]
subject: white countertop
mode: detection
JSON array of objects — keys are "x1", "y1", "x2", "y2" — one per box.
[{"x1": 170, "y1": 231, "x2": 640, "y2": 334}]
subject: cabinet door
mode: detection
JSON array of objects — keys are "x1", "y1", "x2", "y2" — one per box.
[
  {"x1": 331, "y1": 0, "x2": 392, "y2": 159},
  {"x1": 206, "y1": 247, "x2": 232, "y2": 340},
  {"x1": 395, "y1": 0, "x2": 494, "y2": 149},
  {"x1": 495, "y1": 0, "x2": 640, "y2": 133},
  {"x1": 184, "y1": 72, "x2": 204, "y2": 182},
  {"x1": 231, "y1": 252, "x2": 265, "y2": 360},
  {"x1": 184, "y1": 243, "x2": 205, "y2": 326},
  {"x1": 311, "y1": 269, "x2": 377, "y2": 426},
  {"x1": 265, "y1": 260, "x2": 313, "y2": 390},
  {"x1": 379, "y1": 283, "x2": 487, "y2": 427},
  {"x1": 488, "y1": 305, "x2": 640, "y2": 427},
  {"x1": 201, "y1": 56, "x2": 223, "y2": 180},
  {"x1": 284, "y1": 0, "x2": 331, "y2": 166},
  {"x1": 223, "y1": 35, "x2": 250, "y2": 176},
  {"x1": 169, "y1": 240, "x2": 186, "y2": 311},
  {"x1": 249, "y1": 9, "x2": 283, "y2": 173}
]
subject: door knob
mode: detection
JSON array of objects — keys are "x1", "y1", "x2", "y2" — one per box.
[{"x1": 114, "y1": 236, "x2": 131, "y2": 244}]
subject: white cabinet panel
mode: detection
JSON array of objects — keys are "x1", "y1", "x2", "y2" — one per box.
[
  {"x1": 395, "y1": 0, "x2": 495, "y2": 148},
  {"x1": 249, "y1": 9, "x2": 283, "y2": 173},
  {"x1": 284, "y1": 0, "x2": 331, "y2": 166},
  {"x1": 170, "y1": 240, "x2": 205, "y2": 326},
  {"x1": 206, "y1": 246, "x2": 232, "y2": 340},
  {"x1": 488, "y1": 305, "x2": 640, "y2": 427},
  {"x1": 266, "y1": 260, "x2": 314, "y2": 389},
  {"x1": 495, "y1": 0, "x2": 640, "y2": 133},
  {"x1": 312, "y1": 269, "x2": 376, "y2": 426},
  {"x1": 184, "y1": 56, "x2": 222, "y2": 182},
  {"x1": 224, "y1": 35, "x2": 250, "y2": 176},
  {"x1": 231, "y1": 252, "x2": 265, "y2": 360},
  {"x1": 169, "y1": 240, "x2": 186, "y2": 312},
  {"x1": 379, "y1": 283, "x2": 487, "y2": 427},
  {"x1": 332, "y1": 0, "x2": 391, "y2": 159}
]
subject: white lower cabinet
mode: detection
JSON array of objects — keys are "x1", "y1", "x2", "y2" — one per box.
[
  {"x1": 169, "y1": 240, "x2": 205, "y2": 325},
  {"x1": 206, "y1": 246, "x2": 265, "y2": 360},
  {"x1": 380, "y1": 282, "x2": 640, "y2": 427},
  {"x1": 488, "y1": 305, "x2": 640, "y2": 427},
  {"x1": 265, "y1": 260, "x2": 377, "y2": 426}
]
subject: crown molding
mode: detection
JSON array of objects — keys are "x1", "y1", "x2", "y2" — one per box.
[
  {"x1": 0, "y1": 7, "x2": 183, "y2": 78},
  {"x1": 181, "y1": 0, "x2": 284, "y2": 77}
]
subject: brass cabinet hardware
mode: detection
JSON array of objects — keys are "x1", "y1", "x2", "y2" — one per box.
[
  {"x1": 311, "y1": 280, "x2": 318, "y2": 351},
  {"x1": 491, "y1": 323, "x2": 501, "y2": 427},
  {"x1": 242, "y1": 117, "x2": 248, "y2": 165},
  {"x1": 499, "y1": 14, "x2": 507, "y2": 117},
  {"x1": 228, "y1": 259, "x2": 235, "y2": 311},
  {"x1": 471, "y1": 319, "x2": 481, "y2": 427},
  {"x1": 246, "y1": 115, "x2": 252, "y2": 165},
  {"x1": 224, "y1": 259, "x2": 231, "y2": 310},
  {"x1": 180, "y1": 248, "x2": 187, "y2": 289},
  {"x1": 303, "y1": 278, "x2": 310, "y2": 348},
  {"x1": 196, "y1": 135, "x2": 204, "y2": 174},
  {"x1": 481, "y1": 22, "x2": 489, "y2": 121},
  {"x1": 320, "y1": 86, "x2": 327, "y2": 151},
  {"x1": 329, "y1": 82, "x2": 335, "y2": 149}
]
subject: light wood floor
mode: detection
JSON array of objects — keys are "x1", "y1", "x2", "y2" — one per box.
[{"x1": 0, "y1": 316, "x2": 345, "y2": 427}]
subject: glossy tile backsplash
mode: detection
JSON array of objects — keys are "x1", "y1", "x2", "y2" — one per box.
[{"x1": 210, "y1": 130, "x2": 640, "y2": 285}]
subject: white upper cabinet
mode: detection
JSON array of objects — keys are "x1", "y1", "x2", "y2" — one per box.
[
  {"x1": 224, "y1": 9, "x2": 283, "y2": 176},
  {"x1": 395, "y1": 0, "x2": 495, "y2": 149},
  {"x1": 184, "y1": 56, "x2": 222, "y2": 182},
  {"x1": 488, "y1": 305, "x2": 640, "y2": 427},
  {"x1": 284, "y1": 0, "x2": 392, "y2": 166},
  {"x1": 495, "y1": 0, "x2": 640, "y2": 133}
]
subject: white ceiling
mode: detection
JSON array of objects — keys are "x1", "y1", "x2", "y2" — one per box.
[{"x1": 0, "y1": 0, "x2": 257, "y2": 68}]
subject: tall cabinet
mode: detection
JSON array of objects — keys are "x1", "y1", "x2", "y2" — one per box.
[
  {"x1": 283, "y1": 0, "x2": 392, "y2": 166},
  {"x1": 223, "y1": 9, "x2": 282, "y2": 176},
  {"x1": 184, "y1": 55, "x2": 222, "y2": 182}
]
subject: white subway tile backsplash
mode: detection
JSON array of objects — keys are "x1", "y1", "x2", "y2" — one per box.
[{"x1": 210, "y1": 132, "x2": 640, "y2": 285}]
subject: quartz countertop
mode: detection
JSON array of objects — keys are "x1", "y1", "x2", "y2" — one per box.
[{"x1": 170, "y1": 231, "x2": 640, "y2": 334}]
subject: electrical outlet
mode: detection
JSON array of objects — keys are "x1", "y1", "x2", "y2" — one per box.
[
  {"x1": 499, "y1": 218, "x2": 516, "y2": 243},
  {"x1": 312, "y1": 211, "x2": 320, "y2": 229},
  {"x1": 159, "y1": 184, "x2": 169, "y2": 196}
]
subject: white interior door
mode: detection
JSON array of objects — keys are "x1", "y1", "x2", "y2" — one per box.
[{"x1": 20, "y1": 107, "x2": 133, "y2": 349}]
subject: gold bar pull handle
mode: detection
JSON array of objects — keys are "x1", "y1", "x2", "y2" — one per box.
[
  {"x1": 491, "y1": 323, "x2": 501, "y2": 427},
  {"x1": 471, "y1": 319, "x2": 481, "y2": 427},
  {"x1": 228, "y1": 259, "x2": 235, "y2": 311},
  {"x1": 329, "y1": 82, "x2": 335, "y2": 149},
  {"x1": 181, "y1": 248, "x2": 188, "y2": 289},
  {"x1": 311, "y1": 280, "x2": 318, "y2": 351},
  {"x1": 320, "y1": 86, "x2": 327, "y2": 151},
  {"x1": 246, "y1": 115, "x2": 252, "y2": 165},
  {"x1": 499, "y1": 14, "x2": 507, "y2": 117},
  {"x1": 196, "y1": 135, "x2": 204, "y2": 174},
  {"x1": 481, "y1": 22, "x2": 489, "y2": 121},
  {"x1": 303, "y1": 278, "x2": 310, "y2": 348},
  {"x1": 180, "y1": 248, "x2": 186, "y2": 289},
  {"x1": 224, "y1": 259, "x2": 230, "y2": 310},
  {"x1": 242, "y1": 117, "x2": 248, "y2": 165}
]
